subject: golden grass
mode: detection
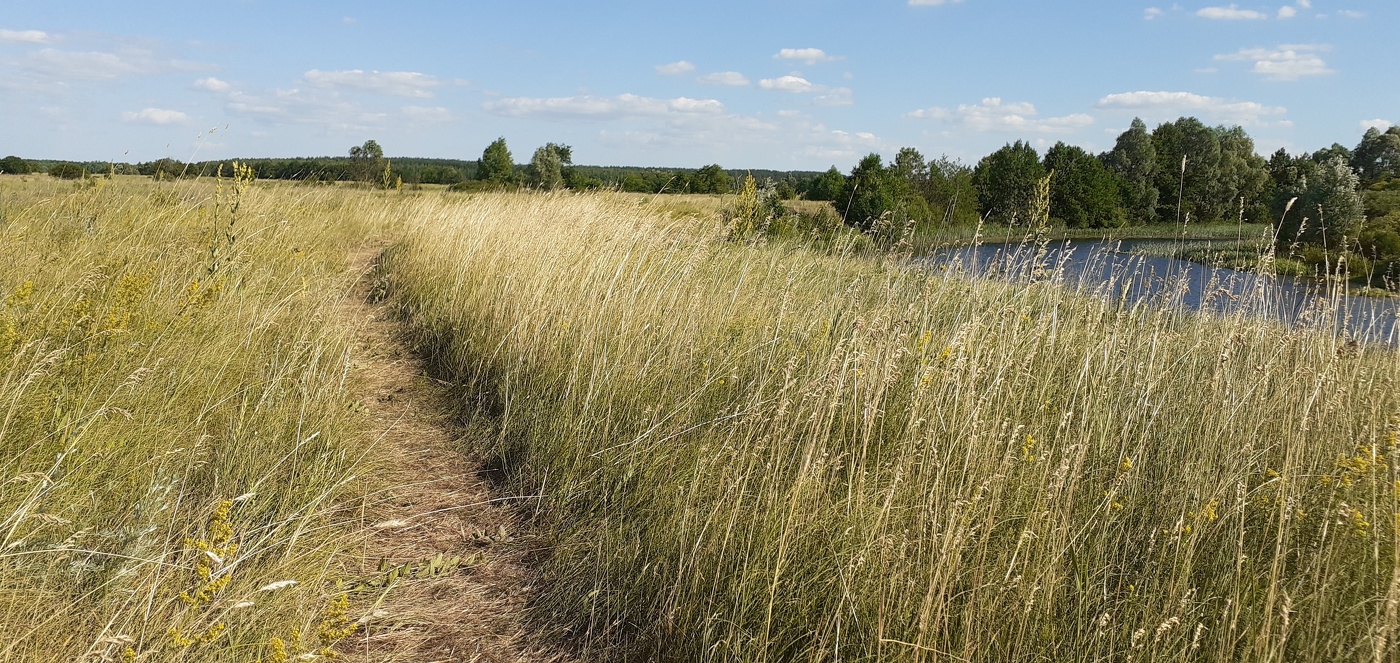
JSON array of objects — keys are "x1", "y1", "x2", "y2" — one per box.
[
  {"x1": 0, "y1": 175, "x2": 417, "y2": 661},
  {"x1": 381, "y1": 191, "x2": 1400, "y2": 661}
]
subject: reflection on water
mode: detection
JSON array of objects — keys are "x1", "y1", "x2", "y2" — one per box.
[{"x1": 927, "y1": 239, "x2": 1399, "y2": 347}]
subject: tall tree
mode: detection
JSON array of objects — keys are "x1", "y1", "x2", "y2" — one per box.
[
  {"x1": 806, "y1": 167, "x2": 846, "y2": 202},
  {"x1": 1151, "y1": 117, "x2": 1224, "y2": 223},
  {"x1": 1043, "y1": 142, "x2": 1126, "y2": 229},
  {"x1": 972, "y1": 141, "x2": 1045, "y2": 225},
  {"x1": 528, "y1": 143, "x2": 571, "y2": 191},
  {"x1": 839, "y1": 153, "x2": 901, "y2": 230},
  {"x1": 691, "y1": 164, "x2": 732, "y2": 194},
  {"x1": 1104, "y1": 118, "x2": 1158, "y2": 223},
  {"x1": 478, "y1": 137, "x2": 515, "y2": 184},
  {"x1": 348, "y1": 139, "x2": 384, "y2": 183},
  {"x1": 928, "y1": 156, "x2": 980, "y2": 226},
  {"x1": 1351, "y1": 127, "x2": 1400, "y2": 184},
  {"x1": 1277, "y1": 155, "x2": 1364, "y2": 249},
  {"x1": 1214, "y1": 125, "x2": 1272, "y2": 223}
]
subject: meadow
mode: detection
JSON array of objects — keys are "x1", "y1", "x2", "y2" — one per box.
[{"x1": 3, "y1": 176, "x2": 1399, "y2": 661}]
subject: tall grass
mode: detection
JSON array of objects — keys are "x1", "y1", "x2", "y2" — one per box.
[
  {"x1": 383, "y1": 192, "x2": 1400, "y2": 661},
  {"x1": 0, "y1": 176, "x2": 408, "y2": 661}
]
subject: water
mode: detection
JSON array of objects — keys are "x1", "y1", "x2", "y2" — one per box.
[{"x1": 927, "y1": 239, "x2": 1399, "y2": 347}]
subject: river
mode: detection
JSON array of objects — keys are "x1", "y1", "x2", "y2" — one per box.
[{"x1": 928, "y1": 239, "x2": 1399, "y2": 347}]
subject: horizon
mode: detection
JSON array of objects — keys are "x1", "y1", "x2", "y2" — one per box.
[{"x1": 2, "y1": 1, "x2": 1394, "y2": 172}]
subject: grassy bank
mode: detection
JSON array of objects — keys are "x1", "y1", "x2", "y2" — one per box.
[
  {"x1": 0, "y1": 176, "x2": 411, "y2": 660},
  {"x1": 383, "y1": 192, "x2": 1400, "y2": 661}
]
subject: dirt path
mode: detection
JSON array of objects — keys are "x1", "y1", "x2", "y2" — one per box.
[{"x1": 336, "y1": 249, "x2": 568, "y2": 663}]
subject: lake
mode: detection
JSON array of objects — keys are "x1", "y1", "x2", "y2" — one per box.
[{"x1": 927, "y1": 239, "x2": 1399, "y2": 347}]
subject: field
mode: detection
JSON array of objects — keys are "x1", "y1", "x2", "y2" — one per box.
[{"x1": 3, "y1": 176, "x2": 1400, "y2": 661}]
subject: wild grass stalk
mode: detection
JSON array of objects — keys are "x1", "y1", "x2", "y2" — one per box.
[
  {"x1": 383, "y1": 192, "x2": 1400, "y2": 661},
  {"x1": 0, "y1": 176, "x2": 411, "y2": 661}
]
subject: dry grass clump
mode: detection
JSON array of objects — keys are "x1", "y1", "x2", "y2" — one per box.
[
  {"x1": 0, "y1": 175, "x2": 411, "y2": 661},
  {"x1": 382, "y1": 191, "x2": 1400, "y2": 661}
]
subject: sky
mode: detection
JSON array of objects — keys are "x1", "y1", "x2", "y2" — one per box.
[{"x1": 0, "y1": 1, "x2": 1394, "y2": 172}]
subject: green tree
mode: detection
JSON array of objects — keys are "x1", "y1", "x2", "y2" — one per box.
[
  {"x1": 1043, "y1": 142, "x2": 1126, "y2": 228},
  {"x1": 348, "y1": 139, "x2": 385, "y2": 183},
  {"x1": 1351, "y1": 127, "x2": 1400, "y2": 184},
  {"x1": 1277, "y1": 155, "x2": 1364, "y2": 249},
  {"x1": 1215, "y1": 125, "x2": 1272, "y2": 223},
  {"x1": 805, "y1": 167, "x2": 846, "y2": 202},
  {"x1": 1151, "y1": 117, "x2": 1225, "y2": 223},
  {"x1": 48, "y1": 163, "x2": 86, "y2": 180},
  {"x1": 0, "y1": 155, "x2": 32, "y2": 175},
  {"x1": 928, "y1": 156, "x2": 980, "y2": 226},
  {"x1": 972, "y1": 141, "x2": 1046, "y2": 225},
  {"x1": 528, "y1": 143, "x2": 571, "y2": 191},
  {"x1": 1104, "y1": 118, "x2": 1159, "y2": 223},
  {"x1": 478, "y1": 137, "x2": 516, "y2": 184},
  {"x1": 691, "y1": 164, "x2": 732, "y2": 194},
  {"x1": 839, "y1": 154, "x2": 896, "y2": 230}
]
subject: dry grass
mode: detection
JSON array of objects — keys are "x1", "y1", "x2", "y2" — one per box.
[
  {"x1": 0, "y1": 175, "x2": 418, "y2": 661},
  {"x1": 380, "y1": 191, "x2": 1400, "y2": 661}
]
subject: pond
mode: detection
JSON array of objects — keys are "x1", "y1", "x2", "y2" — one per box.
[{"x1": 927, "y1": 239, "x2": 1399, "y2": 347}]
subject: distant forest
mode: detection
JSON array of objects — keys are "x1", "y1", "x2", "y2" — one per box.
[{"x1": 4, "y1": 119, "x2": 1398, "y2": 285}]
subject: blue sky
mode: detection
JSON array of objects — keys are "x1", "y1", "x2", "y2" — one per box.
[{"x1": 1, "y1": 1, "x2": 1393, "y2": 172}]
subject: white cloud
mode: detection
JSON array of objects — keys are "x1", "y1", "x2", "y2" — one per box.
[
  {"x1": 759, "y1": 75, "x2": 818, "y2": 93},
  {"x1": 401, "y1": 105, "x2": 454, "y2": 124},
  {"x1": 698, "y1": 71, "x2": 750, "y2": 86},
  {"x1": 908, "y1": 0, "x2": 964, "y2": 5},
  {"x1": 1095, "y1": 90, "x2": 1287, "y2": 125},
  {"x1": 774, "y1": 48, "x2": 840, "y2": 65},
  {"x1": 302, "y1": 69, "x2": 444, "y2": 98},
  {"x1": 1145, "y1": 7, "x2": 1166, "y2": 19},
  {"x1": 907, "y1": 97, "x2": 1095, "y2": 133},
  {"x1": 1360, "y1": 119, "x2": 1393, "y2": 132},
  {"x1": 121, "y1": 108, "x2": 189, "y2": 126},
  {"x1": 814, "y1": 87, "x2": 854, "y2": 107},
  {"x1": 655, "y1": 60, "x2": 695, "y2": 76},
  {"x1": 484, "y1": 93, "x2": 725, "y2": 120},
  {"x1": 1337, "y1": 10, "x2": 1364, "y2": 18},
  {"x1": 1296, "y1": 0, "x2": 1311, "y2": 7},
  {"x1": 1197, "y1": 4, "x2": 1268, "y2": 19},
  {"x1": 1277, "y1": 6, "x2": 1297, "y2": 18},
  {"x1": 194, "y1": 77, "x2": 230, "y2": 93},
  {"x1": 0, "y1": 29, "x2": 49, "y2": 43},
  {"x1": 1215, "y1": 44, "x2": 1333, "y2": 80},
  {"x1": 24, "y1": 48, "x2": 162, "y2": 80}
]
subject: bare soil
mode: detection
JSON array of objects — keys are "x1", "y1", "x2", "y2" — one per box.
[{"x1": 336, "y1": 249, "x2": 570, "y2": 663}]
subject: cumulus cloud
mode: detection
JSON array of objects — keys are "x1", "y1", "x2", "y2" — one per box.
[
  {"x1": 759, "y1": 75, "x2": 818, "y2": 93},
  {"x1": 1215, "y1": 44, "x2": 1333, "y2": 80},
  {"x1": 1144, "y1": 7, "x2": 1166, "y2": 19},
  {"x1": 1095, "y1": 90, "x2": 1287, "y2": 125},
  {"x1": 23, "y1": 48, "x2": 175, "y2": 81},
  {"x1": 655, "y1": 60, "x2": 695, "y2": 76},
  {"x1": 0, "y1": 29, "x2": 49, "y2": 43},
  {"x1": 302, "y1": 69, "x2": 444, "y2": 98},
  {"x1": 194, "y1": 77, "x2": 230, "y2": 92},
  {"x1": 484, "y1": 93, "x2": 724, "y2": 120},
  {"x1": 907, "y1": 97, "x2": 1094, "y2": 133},
  {"x1": 698, "y1": 71, "x2": 750, "y2": 86},
  {"x1": 121, "y1": 107, "x2": 189, "y2": 126},
  {"x1": 773, "y1": 48, "x2": 840, "y2": 65},
  {"x1": 1360, "y1": 119, "x2": 1393, "y2": 132},
  {"x1": 1197, "y1": 4, "x2": 1268, "y2": 19},
  {"x1": 1277, "y1": 6, "x2": 1297, "y2": 18}
]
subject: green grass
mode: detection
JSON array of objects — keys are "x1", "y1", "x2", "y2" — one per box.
[{"x1": 381, "y1": 192, "x2": 1400, "y2": 661}]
